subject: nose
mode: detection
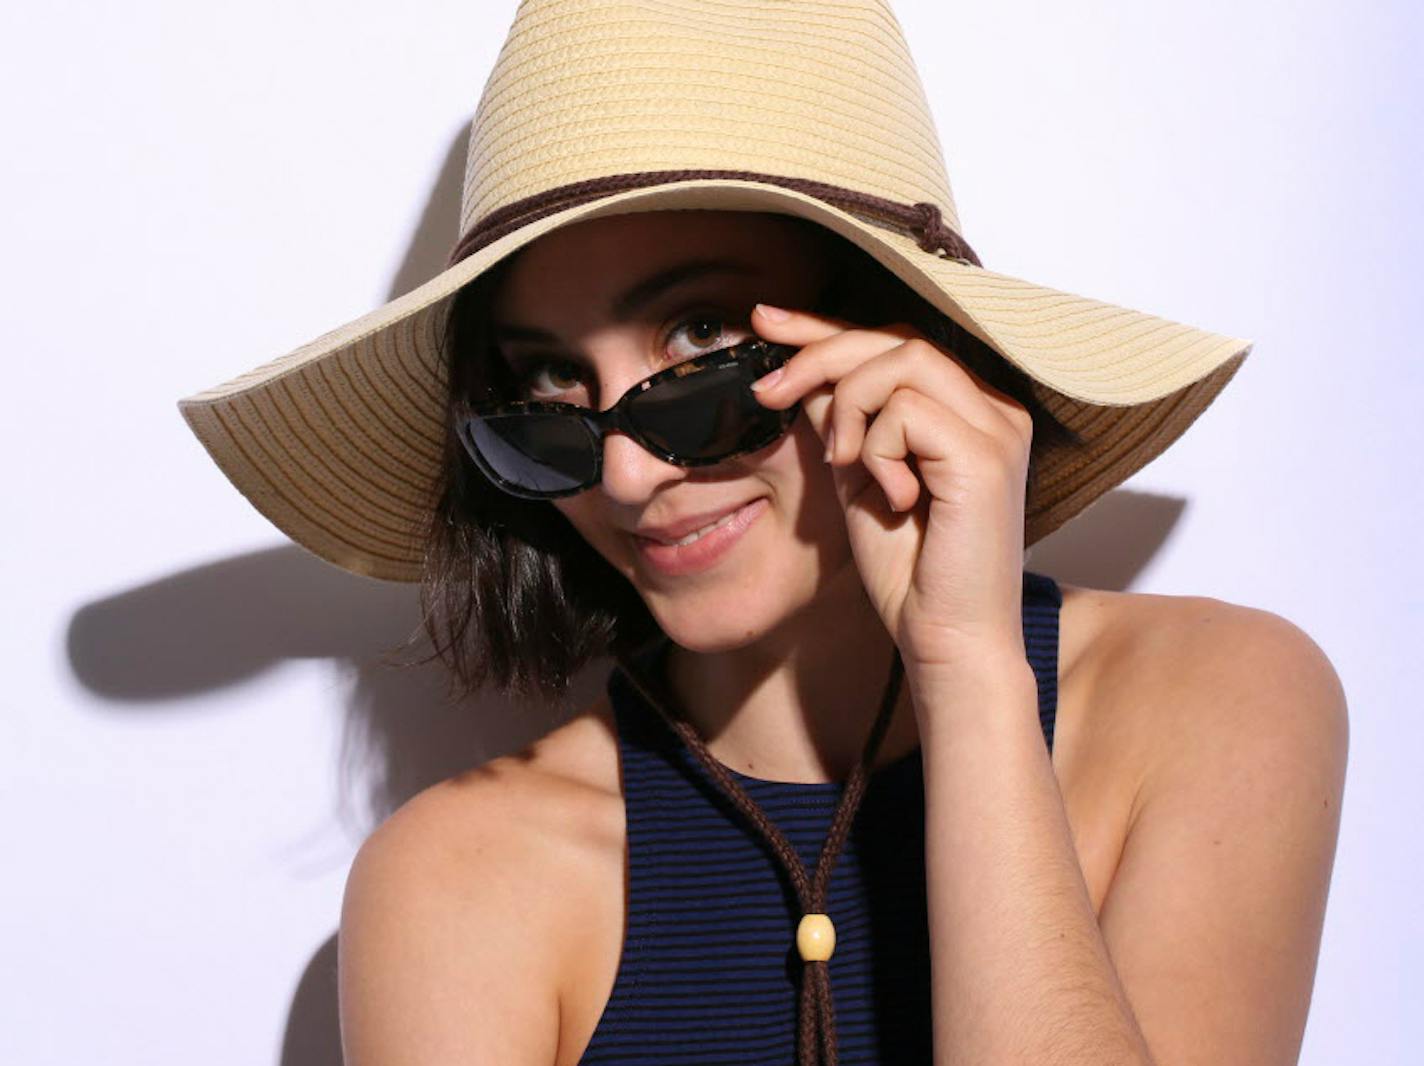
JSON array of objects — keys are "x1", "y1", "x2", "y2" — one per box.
[{"x1": 597, "y1": 428, "x2": 688, "y2": 505}]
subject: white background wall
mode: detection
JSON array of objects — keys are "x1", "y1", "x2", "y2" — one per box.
[{"x1": 3, "y1": 1, "x2": 1417, "y2": 1062}]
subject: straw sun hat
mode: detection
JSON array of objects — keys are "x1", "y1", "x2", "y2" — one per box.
[{"x1": 178, "y1": 0, "x2": 1252, "y2": 583}]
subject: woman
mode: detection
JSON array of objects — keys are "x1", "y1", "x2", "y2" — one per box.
[{"x1": 178, "y1": 2, "x2": 1347, "y2": 1063}]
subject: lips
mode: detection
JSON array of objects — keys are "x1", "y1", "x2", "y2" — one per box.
[
  {"x1": 634, "y1": 500, "x2": 760, "y2": 545},
  {"x1": 632, "y1": 497, "x2": 769, "y2": 577}
]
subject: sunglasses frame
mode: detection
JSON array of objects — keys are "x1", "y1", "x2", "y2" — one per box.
[{"x1": 456, "y1": 338, "x2": 802, "y2": 500}]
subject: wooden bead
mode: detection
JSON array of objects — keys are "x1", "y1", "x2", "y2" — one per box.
[{"x1": 796, "y1": 912, "x2": 836, "y2": 961}]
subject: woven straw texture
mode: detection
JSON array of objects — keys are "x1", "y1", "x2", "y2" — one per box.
[{"x1": 179, "y1": 0, "x2": 1251, "y2": 582}]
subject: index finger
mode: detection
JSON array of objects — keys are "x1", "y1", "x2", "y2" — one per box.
[{"x1": 748, "y1": 304, "x2": 918, "y2": 406}]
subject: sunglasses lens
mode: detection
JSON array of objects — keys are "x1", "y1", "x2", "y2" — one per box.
[
  {"x1": 463, "y1": 344, "x2": 796, "y2": 498},
  {"x1": 628, "y1": 362, "x2": 788, "y2": 459},
  {"x1": 466, "y1": 412, "x2": 596, "y2": 495}
]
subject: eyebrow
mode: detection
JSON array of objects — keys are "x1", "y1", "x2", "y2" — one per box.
[{"x1": 491, "y1": 257, "x2": 757, "y2": 346}]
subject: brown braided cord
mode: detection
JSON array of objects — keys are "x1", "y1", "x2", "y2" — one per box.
[
  {"x1": 615, "y1": 642, "x2": 907, "y2": 1066},
  {"x1": 445, "y1": 169, "x2": 981, "y2": 270}
]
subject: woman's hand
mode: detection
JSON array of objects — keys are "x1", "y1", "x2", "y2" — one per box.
[{"x1": 748, "y1": 302, "x2": 1034, "y2": 678}]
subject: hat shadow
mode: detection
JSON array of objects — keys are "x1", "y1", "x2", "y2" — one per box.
[
  {"x1": 100, "y1": 121, "x2": 1186, "y2": 1065},
  {"x1": 386, "y1": 122, "x2": 468, "y2": 302},
  {"x1": 1025, "y1": 490, "x2": 1187, "y2": 589}
]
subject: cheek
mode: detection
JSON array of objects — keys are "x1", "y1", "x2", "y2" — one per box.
[
  {"x1": 727, "y1": 410, "x2": 820, "y2": 485},
  {"x1": 773, "y1": 413, "x2": 838, "y2": 501},
  {"x1": 548, "y1": 497, "x2": 608, "y2": 563},
  {"x1": 728, "y1": 420, "x2": 849, "y2": 566},
  {"x1": 777, "y1": 417, "x2": 853, "y2": 547}
]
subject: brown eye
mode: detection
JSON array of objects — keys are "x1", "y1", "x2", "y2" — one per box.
[
  {"x1": 666, "y1": 312, "x2": 750, "y2": 362},
  {"x1": 685, "y1": 317, "x2": 722, "y2": 346},
  {"x1": 521, "y1": 358, "x2": 585, "y2": 401}
]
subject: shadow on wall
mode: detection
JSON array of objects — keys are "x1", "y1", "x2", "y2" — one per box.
[
  {"x1": 66, "y1": 541, "x2": 611, "y2": 819},
  {"x1": 64, "y1": 123, "x2": 1188, "y2": 1066},
  {"x1": 281, "y1": 935, "x2": 342, "y2": 1066},
  {"x1": 65, "y1": 538, "x2": 610, "y2": 1066}
]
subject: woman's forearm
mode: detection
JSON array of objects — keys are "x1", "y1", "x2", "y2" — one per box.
[{"x1": 910, "y1": 656, "x2": 1156, "y2": 1066}]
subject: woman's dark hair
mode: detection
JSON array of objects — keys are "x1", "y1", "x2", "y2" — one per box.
[{"x1": 414, "y1": 214, "x2": 1082, "y2": 707}]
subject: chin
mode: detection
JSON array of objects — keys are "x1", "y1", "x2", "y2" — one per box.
[
  {"x1": 647, "y1": 603, "x2": 777, "y2": 655},
  {"x1": 635, "y1": 549, "x2": 836, "y2": 656}
]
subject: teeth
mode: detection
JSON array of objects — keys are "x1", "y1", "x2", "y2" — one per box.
[{"x1": 670, "y1": 508, "x2": 739, "y2": 546}]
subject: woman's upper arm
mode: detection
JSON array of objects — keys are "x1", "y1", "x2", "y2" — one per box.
[
  {"x1": 338, "y1": 780, "x2": 562, "y2": 1066},
  {"x1": 1096, "y1": 600, "x2": 1349, "y2": 1066}
]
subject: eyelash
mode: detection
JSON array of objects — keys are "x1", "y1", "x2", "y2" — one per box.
[{"x1": 512, "y1": 308, "x2": 747, "y2": 400}]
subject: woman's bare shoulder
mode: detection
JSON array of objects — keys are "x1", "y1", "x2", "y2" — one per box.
[
  {"x1": 1057, "y1": 579, "x2": 1335, "y2": 698},
  {"x1": 338, "y1": 699, "x2": 626, "y2": 1065},
  {"x1": 1053, "y1": 585, "x2": 1347, "y2": 1063},
  {"x1": 1049, "y1": 579, "x2": 1346, "y2": 916},
  {"x1": 360, "y1": 694, "x2": 626, "y2": 898},
  {"x1": 1055, "y1": 578, "x2": 1344, "y2": 787}
]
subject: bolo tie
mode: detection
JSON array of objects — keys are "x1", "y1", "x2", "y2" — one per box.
[{"x1": 615, "y1": 637, "x2": 906, "y2": 1066}]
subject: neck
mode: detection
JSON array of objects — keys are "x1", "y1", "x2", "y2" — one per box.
[{"x1": 660, "y1": 561, "x2": 920, "y2": 785}]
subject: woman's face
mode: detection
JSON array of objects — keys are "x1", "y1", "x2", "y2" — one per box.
[{"x1": 487, "y1": 209, "x2": 856, "y2": 654}]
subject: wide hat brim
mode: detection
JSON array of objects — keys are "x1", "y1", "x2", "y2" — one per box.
[{"x1": 178, "y1": 177, "x2": 1251, "y2": 582}]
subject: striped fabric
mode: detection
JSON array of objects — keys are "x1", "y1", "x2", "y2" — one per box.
[{"x1": 577, "y1": 569, "x2": 1062, "y2": 1064}]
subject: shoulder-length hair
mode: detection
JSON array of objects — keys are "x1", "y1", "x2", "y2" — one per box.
[{"x1": 412, "y1": 215, "x2": 1082, "y2": 706}]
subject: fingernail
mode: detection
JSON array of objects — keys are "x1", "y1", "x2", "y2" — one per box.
[
  {"x1": 823, "y1": 426, "x2": 836, "y2": 463},
  {"x1": 750, "y1": 366, "x2": 784, "y2": 392},
  {"x1": 755, "y1": 303, "x2": 791, "y2": 322}
]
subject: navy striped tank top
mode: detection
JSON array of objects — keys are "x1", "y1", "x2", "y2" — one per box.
[{"x1": 577, "y1": 569, "x2": 1062, "y2": 1064}]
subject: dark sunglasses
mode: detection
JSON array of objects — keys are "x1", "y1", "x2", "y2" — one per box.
[{"x1": 456, "y1": 338, "x2": 802, "y2": 500}]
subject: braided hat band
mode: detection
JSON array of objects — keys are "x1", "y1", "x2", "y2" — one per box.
[
  {"x1": 447, "y1": 169, "x2": 982, "y2": 269},
  {"x1": 178, "y1": 0, "x2": 1251, "y2": 585}
]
